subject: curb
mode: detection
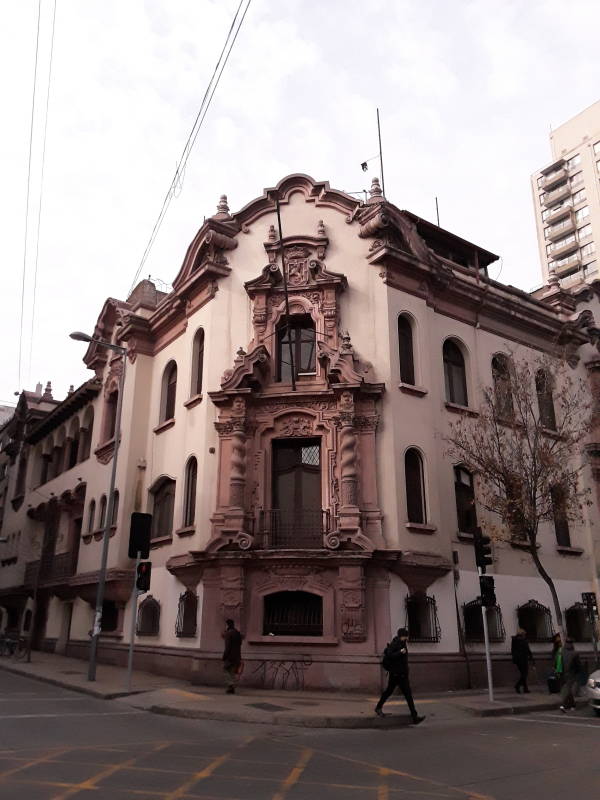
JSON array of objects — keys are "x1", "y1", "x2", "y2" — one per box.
[
  {"x1": 0, "y1": 661, "x2": 142, "y2": 700},
  {"x1": 456, "y1": 698, "x2": 588, "y2": 717},
  {"x1": 149, "y1": 704, "x2": 414, "y2": 729}
]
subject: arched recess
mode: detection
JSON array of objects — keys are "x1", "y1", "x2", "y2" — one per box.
[
  {"x1": 137, "y1": 595, "x2": 160, "y2": 636},
  {"x1": 67, "y1": 417, "x2": 81, "y2": 470},
  {"x1": 183, "y1": 457, "x2": 197, "y2": 528},
  {"x1": 247, "y1": 575, "x2": 336, "y2": 641},
  {"x1": 443, "y1": 337, "x2": 469, "y2": 406},
  {"x1": 160, "y1": 361, "x2": 178, "y2": 423},
  {"x1": 148, "y1": 475, "x2": 176, "y2": 540},
  {"x1": 80, "y1": 406, "x2": 94, "y2": 460},
  {"x1": 191, "y1": 328, "x2": 205, "y2": 397},
  {"x1": 404, "y1": 447, "x2": 427, "y2": 524},
  {"x1": 397, "y1": 313, "x2": 416, "y2": 385}
]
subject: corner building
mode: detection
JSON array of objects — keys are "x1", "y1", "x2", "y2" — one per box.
[{"x1": 2, "y1": 174, "x2": 599, "y2": 692}]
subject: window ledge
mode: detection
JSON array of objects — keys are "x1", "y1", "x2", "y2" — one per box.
[
  {"x1": 99, "y1": 631, "x2": 123, "y2": 640},
  {"x1": 92, "y1": 525, "x2": 117, "y2": 542},
  {"x1": 405, "y1": 522, "x2": 437, "y2": 534},
  {"x1": 175, "y1": 525, "x2": 195, "y2": 537},
  {"x1": 183, "y1": 394, "x2": 203, "y2": 410},
  {"x1": 556, "y1": 545, "x2": 584, "y2": 556},
  {"x1": 510, "y1": 538, "x2": 538, "y2": 551},
  {"x1": 457, "y1": 531, "x2": 476, "y2": 541},
  {"x1": 150, "y1": 535, "x2": 173, "y2": 549},
  {"x1": 153, "y1": 418, "x2": 175, "y2": 435},
  {"x1": 94, "y1": 438, "x2": 116, "y2": 464},
  {"x1": 445, "y1": 402, "x2": 478, "y2": 417},
  {"x1": 248, "y1": 635, "x2": 338, "y2": 645},
  {"x1": 399, "y1": 383, "x2": 428, "y2": 397}
]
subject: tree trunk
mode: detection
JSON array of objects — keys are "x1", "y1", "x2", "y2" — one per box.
[{"x1": 530, "y1": 545, "x2": 565, "y2": 640}]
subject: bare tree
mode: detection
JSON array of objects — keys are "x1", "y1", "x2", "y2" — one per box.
[{"x1": 445, "y1": 352, "x2": 593, "y2": 637}]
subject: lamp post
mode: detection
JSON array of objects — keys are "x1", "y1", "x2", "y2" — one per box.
[{"x1": 70, "y1": 331, "x2": 127, "y2": 681}]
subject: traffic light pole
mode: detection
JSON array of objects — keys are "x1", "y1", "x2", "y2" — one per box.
[
  {"x1": 126, "y1": 550, "x2": 141, "y2": 693},
  {"x1": 479, "y1": 567, "x2": 494, "y2": 702}
]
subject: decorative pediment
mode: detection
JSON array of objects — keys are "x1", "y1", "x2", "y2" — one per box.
[
  {"x1": 318, "y1": 331, "x2": 382, "y2": 392},
  {"x1": 218, "y1": 344, "x2": 271, "y2": 393},
  {"x1": 172, "y1": 218, "x2": 236, "y2": 293}
]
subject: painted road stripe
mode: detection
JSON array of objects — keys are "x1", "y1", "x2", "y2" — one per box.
[{"x1": 511, "y1": 717, "x2": 599, "y2": 730}]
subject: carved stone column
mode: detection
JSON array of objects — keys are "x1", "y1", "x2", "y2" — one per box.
[
  {"x1": 339, "y1": 565, "x2": 367, "y2": 642},
  {"x1": 335, "y1": 391, "x2": 361, "y2": 535},
  {"x1": 229, "y1": 419, "x2": 247, "y2": 508}
]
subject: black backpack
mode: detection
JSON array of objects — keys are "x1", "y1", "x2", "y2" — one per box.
[{"x1": 381, "y1": 641, "x2": 395, "y2": 672}]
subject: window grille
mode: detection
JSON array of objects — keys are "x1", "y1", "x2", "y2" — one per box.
[
  {"x1": 405, "y1": 593, "x2": 441, "y2": 643},
  {"x1": 137, "y1": 596, "x2": 160, "y2": 636},
  {"x1": 565, "y1": 602, "x2": 592, "y2": 642},
  {"x1": 263, "y1": 591, "x2": 323, "y2": 637},
  {"x1": 175, "y1": 591, "x2": 198, "y2": 638},
  {"x1": 517, "y1": 599, "x2": 554, "y2": 642},
  {"x1": 463, "y1": 598, "x2": 505, "y2": 642}
]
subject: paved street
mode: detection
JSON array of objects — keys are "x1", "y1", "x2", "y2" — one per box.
[{"x1": 0, "y1": 672, "x2": 598, "y2": 800}]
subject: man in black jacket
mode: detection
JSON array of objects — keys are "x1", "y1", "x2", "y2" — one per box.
[
  {"x1": 511, "y1": 628, "x2": 534, "y2": 693},
  {"x1": 375, "y1": 628, "x2": 425, "y2": 724},
  {"x1": 222, "y1": 619, "x2": 242, "y2": 694}
]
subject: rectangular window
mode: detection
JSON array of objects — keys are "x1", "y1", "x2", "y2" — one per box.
[
  {"x1": 575, "y1": 206, "x2": 590, "y2": 222},
  {"x1": 578, "y1": 224, "x2": 593, "y2": 240},
  {"x1": 570, "y1": 171, "x2": 584, "y2": 187},
  {"x1": 566, "y1": 153, "x2": 581, "y2": 170},
  {"x1": 542, "y1": 209, "x2": 551, "y2": 221},
  {"x1": 572, "y1": 189, "x2": 586, "y2": 204},
  {"x1": 276, "y1": 316, "x2": 316, "y2": 382},
  {"x1": 581, "y1": 242, "x2": 596, "y2": 257},
  {"x1": 594, "y1": 141, "x2": 600, "y2": 155}
]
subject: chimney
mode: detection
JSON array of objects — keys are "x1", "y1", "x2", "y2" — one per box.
[{"x1": 35, "y1": 382, "x2": 43, "y2": 396}]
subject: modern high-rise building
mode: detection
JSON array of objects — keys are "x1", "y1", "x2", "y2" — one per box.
[{"x1": 531, "y1": 100, "x2": 600, "y2": 287}]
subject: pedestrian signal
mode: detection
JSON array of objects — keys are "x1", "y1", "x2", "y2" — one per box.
[
  {"x1": 474, "y1": 527, "x2": 493, "y2": 573},
  {"x1": 479, "y1": 575, "x2": 496, "y2": 607},
  {"x1": 136, "y1": 562, "x2": 152, "y2": 593}
]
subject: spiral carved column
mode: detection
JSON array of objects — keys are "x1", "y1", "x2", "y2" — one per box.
[
  {"x1": 339, "y1": 417, "x2": 358, "y2": 507},
  {"x1": 229, "y1": 421, "x2": 247, "y2": 508}
]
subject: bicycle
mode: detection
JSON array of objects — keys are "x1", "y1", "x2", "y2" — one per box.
[
  {"x1": 12, "y1": 637, "x2": 29, "y2": 661},
  {"x1": 0, "y1": 635, "x2": 17, "y2": 657}
]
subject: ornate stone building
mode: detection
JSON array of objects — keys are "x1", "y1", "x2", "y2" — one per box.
[{"x1": 1, "y1": 174, "x2": 599, "y2": 691}]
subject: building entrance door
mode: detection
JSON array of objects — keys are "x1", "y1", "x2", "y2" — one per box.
[{"x1": 271, "y1": 438, "x2": 323, "y2": 548}]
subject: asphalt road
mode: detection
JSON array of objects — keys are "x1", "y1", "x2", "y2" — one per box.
[{"x1": 0, "y1": 671, "x2": 598, "y2": 800}]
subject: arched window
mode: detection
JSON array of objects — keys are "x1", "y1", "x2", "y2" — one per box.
[
  {"x1": 517, "y1": 599, "x2": 554, "y2": 642},
  {"x1": 492, "y1": 354, "x2": 513, "y2": 419},
  {"x1": 565, "y1": 602, "x2": 592, "y2": 642},
  {"x1": 103, "y1": 389, "x2": 118, "y2": 441},
  {"x1": 405, "y1": 593, "x2": 441, "y2": 642},
  {"x1": 111, "y1": 490, "x2": 119, "y2": 526},
  {"x1": 175, "y1": 591, "x2": 198, "y2": 637},
  {"x1": 463, "y1": 599, "x2": 505, "y2": 642},
  {"x1": 405, "y1": 448, "x2": 426, "y2": 524},
  {"x1": 550, "y1": 484, "x2": 570, "y2": 547},
  {"x1": 183, "y1": 457, "x2": 197, "y2": 527},
  {"x1": 536, "y1": 369, "x2": 556, "y2": 430},
  {"x1": 150, "y1": 478, "x2": 175, "y2": 539},
  {"x1": 443, "y1": 340, "x2": 468, "y2": 406},
  {"x1": 397, "y1": 315, "x2": 415, "y2": 385},
  {"x1": 454, "y1": 466, "x2": 477, "y2": 534},
  {"x1": 276, "y1": 315, "x2": 316, "y2": 382},
  {"x1": 39, "y1": 440, "x2": 51, "y2": 485},
  {"x1": 137, "y1": 595, "x2": 160, "y2": 636},
  {"x1": 191, "y1": 329, "x2": 204, "y2": 397},
  {"x1": 80, "y1": 407, "x2": 94, "y2": 461},
  {"x1": 67, "y1": 420, "x2": 80, "y2": 470},
  {"x1": 160, "y1": 362, "x2": 178, "y2": 422},
  {"x1": 263, "y1": 591, "x2": 323, "y2": 636},
  {"x1": 98, "y1": 495, "x2": 107, "y2": 530},
  {"x1": 87, "y1": 500, "x2": 96, "y2": 533},
  {"x1": 15, "y1": 452, "x2": 28, "y2": 498}
]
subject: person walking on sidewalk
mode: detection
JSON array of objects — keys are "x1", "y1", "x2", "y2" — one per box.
[
  {"x1": 375, "y1": 628, "x2": 425, "y2": 724},
  {"x1": 560, "y1": 638, "x2": 582, "y2": 712},
  {"x1": 511, "y1": 628, "x2": 534, "y2": 693},
  {"x1": 551, "y1": 633, "x2": 563, "y2": 690},
  {"x1": 222, "y1": 619, "x2": 242, "y2": 695}
]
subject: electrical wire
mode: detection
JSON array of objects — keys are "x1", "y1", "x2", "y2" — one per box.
[
  {"x1": 128, "y1": 0, "x2": 252, "y2": 294},
  {"x1": 27, "y1": 0, "x2": 58, "y2": 386},
  {"x1": 17, "y1": 0, "x2": 42, "y2": 393}
]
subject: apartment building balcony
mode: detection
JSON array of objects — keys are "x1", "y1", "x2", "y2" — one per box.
[
  {"x1": 543, "y1": 183, "x2": 571, "y2": 208},
  {"x1": 546, "y1": 214, "x2": 575, "y2": 242},
  {"x1": 24, "y1": 551, "x2": 78, "y2": 588},
  {"x1": 541, "y1": 167, "x2": 568, "y2": 191},
  {"x1": 549, "y1": 236, "x2": 579, "y2": 259},
  {"x1": 545, "y1": 202, "x2": 573, "y2": 225},
  {"x1": 554, "y1": 253, "x2": 582, "y2": 277}
]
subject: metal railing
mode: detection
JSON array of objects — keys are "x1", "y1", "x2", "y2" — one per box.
[
  {"x1": 24, "y1": 551, "x2": 78, "y2": 587},
  {"x1": 258, "y1": 508, "x2": 330, "y2": 549}
]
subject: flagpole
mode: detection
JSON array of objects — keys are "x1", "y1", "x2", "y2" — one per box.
[{"x1": 377, "y1": 108, "x2": 385, "y2": 197}]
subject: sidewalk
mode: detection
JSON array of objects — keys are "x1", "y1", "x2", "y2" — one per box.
[{"x1": 0, "y1": 651, "x2": 587, "y2": 728}]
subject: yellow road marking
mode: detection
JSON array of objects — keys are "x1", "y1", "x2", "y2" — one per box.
[
  {"x1": 378, "y1": 765, "x2": 390, "y2": 800},
  {"x1": 164, "y1": 688, "x2": 210, "y2": 700},
  {"x1": 271, "y1": 747, "x2": 313, "y2": 800},
  {"x1": 0, "y1": 746, "x2": 72, "y2": 781},
  {"x1": 163, "y1": 753, "x2": 231, "y2": 799},
  {"x1": 52, "y1": 741, "x2": 169, "y2": 800}
]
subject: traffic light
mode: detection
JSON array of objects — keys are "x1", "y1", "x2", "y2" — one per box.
[
  {"x1": 582, "y1": 591, "x2": 598, "y2": 620},
  {"x1": 474, "y1": 527, "x2": 493, "y2": 573},
  {"x1": 479, "y1": 575, "x2": 496, "y2": 607},
  {"x1": 128, "y1": 513, "x2": 152, "y2": 559},
  {"x1": 136, "y1": 562, "x2": 152, "y2": 593}
]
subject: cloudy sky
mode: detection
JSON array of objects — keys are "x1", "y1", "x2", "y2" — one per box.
[{"x1": 2, "y1": 0, "x2": 600, "y2": 406}]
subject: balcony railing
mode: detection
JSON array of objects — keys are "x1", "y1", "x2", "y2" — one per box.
[
  {"x1": 554, "y1": 253, "x2": 582, "y2": 277},
  {"x1": 549, "y1": 236, "x2": 578, "y2": 259},
  {"x1": 542, "y1": 183, "x2": 571, "y2": 208},
  {"x1": 258, "y1": 508, "x2": 330, "y2": 549},
  {"x1": 545, "y1": 202, "x2": 573, "y2": 225},
  {"x1": 24, "y1": 551, "x2": 78, "y2": 587},
  {"x1": 546, "y1": 215, "x2": 575, "y2": 241},
  {"x1": 541, "y1": 167, "x2": 568, "y2": 190}
]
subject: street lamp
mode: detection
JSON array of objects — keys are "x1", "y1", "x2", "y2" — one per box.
[{"x1": 70, "y1": 331, "x2": 127, "y2": 681}]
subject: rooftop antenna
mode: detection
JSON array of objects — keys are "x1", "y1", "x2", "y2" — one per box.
[
  {"x1": 275, "y1": 195, "x2": 296, "y2": 392},
  {"x1": 435, "y1": 196, "x2": 440, "y2": 226},
  {"x1": 377, "y1": 108, "x2": 385, "y2": 197}
]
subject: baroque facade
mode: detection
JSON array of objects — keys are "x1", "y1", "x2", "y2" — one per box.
[{"x1": 1, "y1": 173, "x2": 600, "y2": 692}]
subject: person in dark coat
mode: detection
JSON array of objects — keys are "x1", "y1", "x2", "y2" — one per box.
[
  {"x1": 222, "y1": 619, "x2": 242, "y2": 694},
  {"x1": 375, "y1": 628, "x2": 425, "y2": 724},
  {"x1": 551, "y1": 633, "x2": 563, "y2": 689},
  {"x1": 511, "y1": 628, "x2": 534, "y2": 693},
  {"x1": 560, "y1": 638, "x2": 582, "y2": 712}
]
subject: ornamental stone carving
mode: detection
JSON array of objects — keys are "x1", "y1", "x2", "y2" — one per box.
[{"x1": 277, "y1": 415, "x2": 314, "y2": 437}]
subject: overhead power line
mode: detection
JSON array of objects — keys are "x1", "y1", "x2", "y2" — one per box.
[
  {"x1": 27, "y1": 0, "x2": 58, "y2": 385},
  {"x1": 17, "y1": 0, "x2": 43, "y2": 393},
  {"x1": 128, "y1": 0, "x2": 252, "y2": 294}
]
